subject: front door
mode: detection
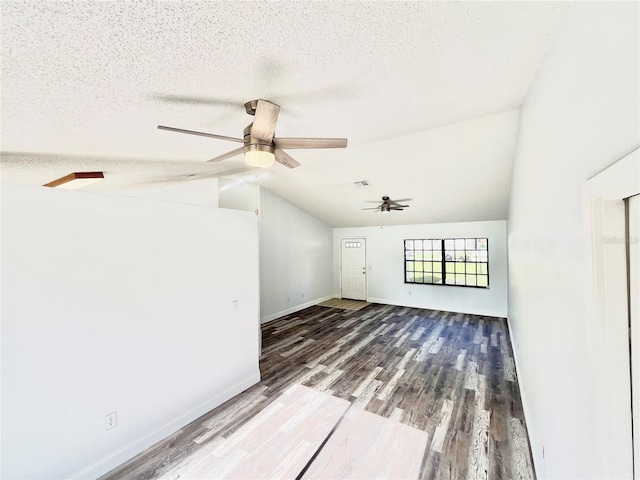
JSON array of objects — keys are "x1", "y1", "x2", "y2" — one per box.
[{"x1": 341, "y1": 238, "x2": 366, "y2": 301}]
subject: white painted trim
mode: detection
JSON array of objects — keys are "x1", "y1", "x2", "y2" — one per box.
[
  {"x1": 583, "y1": 147, "x2": 638, "y2": 479},
  {"x1": 506, "y1": 316, "x2": 538, "y2": 477},
  {"x1": 367, "y1": 297, "x2": 506, "y2": 319},
  {"x1": 260, "y1": 294, "x2": 338, "y2": 324},
  {"x1": 68, "y1": 373, "x2": 261, "y2": 480}
]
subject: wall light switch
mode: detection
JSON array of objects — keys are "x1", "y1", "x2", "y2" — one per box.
[{"x1": 233, "y1": 300, "x2": 239, "y2": 311}]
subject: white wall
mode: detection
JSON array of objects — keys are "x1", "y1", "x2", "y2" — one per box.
[
  {"x1": 507, "y1": 2, "x2": 639, "y2": 478},
  {"x1": 259, "y1": 189, "x2": 334, "y2": 323},
  {"x1": 218, "y1": 178, "x2": 259, "y2": 213},
  {"x1": 1, "y1": 183, "x2": 260, "y2": 479},
  {"x1": 118, "y1": 178, "x2": 219, "y2": 207},
  {"x1": 333, "y1": 221, "x2": 508, "y2": 318}
]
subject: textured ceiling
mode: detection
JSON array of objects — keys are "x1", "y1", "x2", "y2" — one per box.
[{"x1": 1, "y1": 1, "x2": 572, "y2": 227}]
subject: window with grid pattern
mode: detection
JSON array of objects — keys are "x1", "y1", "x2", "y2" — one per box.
[{"x1": 404, "y1": 237, "x2": 489, "y2": 288}]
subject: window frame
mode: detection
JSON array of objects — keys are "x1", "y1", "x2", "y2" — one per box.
[{"x1": 403, "y1": 237, "x2": 490, "y2": 289}]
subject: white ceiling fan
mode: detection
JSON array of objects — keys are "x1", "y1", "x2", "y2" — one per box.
[{"x1": 158, "y1": 99, "x2": 348, "y2": 169}]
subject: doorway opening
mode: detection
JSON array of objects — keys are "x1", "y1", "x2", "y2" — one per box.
[{"x1": 584, "y1": 148, "x2": 638, "y2": 478}]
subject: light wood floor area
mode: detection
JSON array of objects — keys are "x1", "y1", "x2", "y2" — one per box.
[
  {"x1": 317, "y1": 298, "x2": 371, "y2": 311},
  {"x1": 101, "y1": 303, "x2": 535, "y2": 479}
]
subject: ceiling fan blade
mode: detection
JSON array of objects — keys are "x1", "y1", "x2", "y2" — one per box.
[
  {"x1": 391, "y1": 204, "x2": 410, "y2": 208},
  {"x1": 207, "y1": 146, "x2": 245, "y2": 163},
  {"x1": 151, "y1": 94, "x2": 240, "y2": 107},
  {"x1": 158, "y1": 125, "x2": 244, "y2": 143},
  {"x1": 134, "y1": 165, "x2": 257, "y2": 187},
  {"x1": 362, "y1": 207, "x2": 382, "y2": 211},
  {"x1": 389, "y1": 207, "x2": 406, "y2": 211},
  {"x1": 251, "y1": 99, "x2": 280, "y2": 143},
  {"x1": 191, "y1": 165, "x2": 257, "y2": 179},
  {"x1": 274, "y1": 149, "x2": 301, "y2": 169},
  {"x1": 387, "y1": 198, "x2": 412, "y2": 204},
  {"x1": 273, "y1": 137, "x2": 348, "y2": 149}
]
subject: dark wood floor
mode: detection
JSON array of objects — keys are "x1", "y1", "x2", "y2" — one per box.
[{"x1": 101, "y1": 303, "x2": 535, "y2": 480}]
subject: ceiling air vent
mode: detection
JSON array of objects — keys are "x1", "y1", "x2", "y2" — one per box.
[{"x1": 354, "y1": 180, "x2": 369, "y2": 187}]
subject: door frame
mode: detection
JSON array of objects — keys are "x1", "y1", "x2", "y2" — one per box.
[
  {"x1": 583, "y1": 147, "x2": 639, "y2": 479},
  {"x1": 629, "y1": 194, "x2": 640, "y2": 480},
  {"x1": 340, "y1": 237, "x2": 367, "y2": 301}
]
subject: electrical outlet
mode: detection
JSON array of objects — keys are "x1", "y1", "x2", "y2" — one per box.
[{"x1": 105, "y1": 411, "x2": 117, "y2": 430}]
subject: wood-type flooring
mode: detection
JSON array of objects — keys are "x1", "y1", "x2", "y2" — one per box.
[
  {"x1": 317, "y1": 298, "x2": 371, "y2": 311},
  {"x1": 101, "y1": 303, "x2": 535, "y2": 480}
]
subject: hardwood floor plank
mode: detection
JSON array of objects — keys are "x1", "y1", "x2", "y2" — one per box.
[
  {"x1": 261, "y1": 332, "x2": 307, "y2": 356},
  {"x1": 201, "y1": 385, "x2": 269, "y2": 431},
  {"x1": 390, "y1": 406, "x2": 404, "y2": 422},
  {"x1": 468, "y1": 409, "x2": 491, "y2": 480},
  {"x1": 280, "y1": 338, "x2": 315, "y2": 358},
  {"x1": 351, "y1": 379, "x2": 382, "y2": 410},
  {"x1": 352, "y1": 366, "x2": 383, "y2": 397},
  {"x1": 377, "y1": 368, "x2": 405, "y2": 401},
  {"x1": 315, "y1": 368, "x2": 344, "y2": 392},
  {"x1": 508, "y1": 417, "x2": 535, "y2": 480},
  {"x1": 431, "y1": 399, "x2": 454, "y2": 453},
  {"x1": 192, "y1": 427, "x2": 220, "y2": 446}
]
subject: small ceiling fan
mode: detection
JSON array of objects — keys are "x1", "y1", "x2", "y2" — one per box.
[
  {"x1": 363, "y1": 196, "x2": 411, "y2": 212},
  {"x1": 158, "y1": 99, "x2": 347, "y2": 169}
]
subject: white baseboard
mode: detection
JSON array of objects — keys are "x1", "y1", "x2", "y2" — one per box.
[
  {"x1": 69, "y1": 372, "x2": 261, "y2": 480},
  {"x1": 260, "y1": 294, "x2": 338, "y2": 324},
  {"x1": 505, "y1": 316, "x2": 539, "y2": 477},
  {"x1": 367, "y1": 297, "x2": 507, "y2": 319}
]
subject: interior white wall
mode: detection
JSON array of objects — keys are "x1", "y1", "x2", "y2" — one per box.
[
  {"x1": 507, "y1": 2, "x2": 639, "y2": 478},
  {"x1": 117, "y1": 178, "x2": 219, "y2": 207},
  {"x1": 218, "y1": 178, "x2": 259, "y2": 212},
  {"x1": 1, "y1": 183, "x2": 260, "y2": 479},
  {"x1": 259, "y1": 189, "x2": 334, "y2": 323},
  {"x1": 333, "y1": 221, "x2": 508, "y2": 318}
]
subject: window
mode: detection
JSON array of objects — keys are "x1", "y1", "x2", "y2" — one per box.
[
  {"x1": 404, "y1": 237, "x2": 489, "y2": 288},
  {"x1": 404, "y1": 239, "x2": 443, "y2": 284}
]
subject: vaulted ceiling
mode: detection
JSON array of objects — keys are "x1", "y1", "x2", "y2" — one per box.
[{"x1": 1, "y1": 1, "x2": 573, "y2": 227}]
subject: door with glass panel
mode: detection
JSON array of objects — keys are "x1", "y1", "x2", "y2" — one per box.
[{"x1": 341, "y1": 238, "x2": 366, "y2": 301}]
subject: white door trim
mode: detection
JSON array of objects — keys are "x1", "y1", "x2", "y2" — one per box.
[
  {"x1": 583, "y1": 147, "x2": 639, "y2": 479},
  {"x1": 629, "y1": 194, "x2": 640, "y2": 480}
]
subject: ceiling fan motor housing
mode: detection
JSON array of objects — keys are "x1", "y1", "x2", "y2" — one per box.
[
  {"x1": 244, "y1": 100, "x2": 258, "y2": 115},
  {"x1": 243, "y1": 124, "x2": 273, "y2": 148}
]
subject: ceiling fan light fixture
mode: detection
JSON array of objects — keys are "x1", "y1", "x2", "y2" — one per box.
[{"x1": 244, "y1": 144, "x2": 275, "y2": 168}]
